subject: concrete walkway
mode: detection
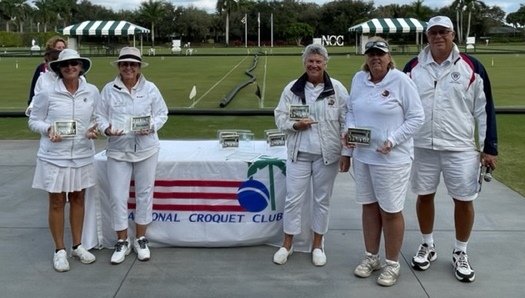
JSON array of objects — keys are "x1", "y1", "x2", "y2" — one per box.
[{"x1": 1, "y1": 140, "x2": 524, "y2": 298}]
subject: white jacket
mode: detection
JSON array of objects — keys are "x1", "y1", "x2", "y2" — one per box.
[
  {"x1": 28, "y1": 78, "x2": 99, "y2": 162},
  {"x1": 96, "y1": 74, "x2": 168, "y2": 154},
  {"x1": 274, "y1": 72, "x2": 350, "y2": 165},
  {"x1": 346, "y1": 68, "x2": 424, "y2": 165},
  {"x1": 403, "y1": 44, "x2": 498, "y2": 155}
]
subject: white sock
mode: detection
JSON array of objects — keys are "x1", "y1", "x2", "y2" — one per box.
[
  {"x1": 365, "y1": 251, "x2": 379, "y2": 258},
  {"x1": 454, "y1": 240, "x2": 468, "y2": 253},
  {"x1": 385, "y1": 259, "x2": 399, "y2": 266},
  {"x1": 422, "y1": 233, "x2": 434, "y2": 247}
]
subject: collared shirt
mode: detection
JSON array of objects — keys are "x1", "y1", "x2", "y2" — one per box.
[{"x1": 297, "y1": 82, "x2": 324, "y2": 155}]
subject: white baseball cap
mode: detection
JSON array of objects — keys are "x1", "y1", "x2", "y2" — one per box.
[{"x1": 426, "y1": 16, "x2": 454, "y2": 32}]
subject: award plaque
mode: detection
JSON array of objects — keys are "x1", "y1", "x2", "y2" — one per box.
[
  {"x1": 53, "y1": 120, "x2": 77, "y2": 137},
  {"x1": 221, "y1": 134, "x2": 240, "y2": 148},
  {"x1": 347, "y1": 128, "x2": 371, "y2": 145},
  {"x1": 267, "y1": 133, "x2": 286, "y2": 147},
  {"x1": 289, "y1": 104, "x2": 310, "y2": 120},
  {"x1": 217, "y1": 129, "x2": 252, "y2": 148},
  {"x1": 264, "y1": 128, "x2": 281, "y2": 137},
  {"x1": 130, "y1": 115, "x2": 151, "y2": 132}
]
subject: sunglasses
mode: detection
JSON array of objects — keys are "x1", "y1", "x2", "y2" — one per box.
[
  {"x1": 119, "y1": 62, "x2": 140, "y2": 68},
  {"x1": 428, "y1": 29, "x2": 452, "y2": 36},
  {"x1": 59, "y1": 60, "x2": 80, "y2": 68},
  {"x1": 365, "y1": 41, "x2": 389, "y2": 51},
  {"x1": 367, "y1": 51, "x2": 387, "y2": 57}
]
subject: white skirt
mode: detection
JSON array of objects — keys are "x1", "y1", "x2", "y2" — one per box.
[{"x1": 32, "y1": 159, "x2": 95, "y2": 193}]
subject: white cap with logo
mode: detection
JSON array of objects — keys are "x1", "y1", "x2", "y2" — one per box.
[{"x1": 426, "y1": 16, "x2": 454, "y2": 32}]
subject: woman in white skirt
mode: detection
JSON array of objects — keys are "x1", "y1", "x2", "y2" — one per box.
[
  {"x1": 95, "y1": 47, "x2": 168, "y2": 265},
  {"x1": 29, "y1": 49, "x2": 100, "y2": 272}
]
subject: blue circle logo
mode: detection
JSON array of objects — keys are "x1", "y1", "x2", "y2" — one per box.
[{"x1": 237, "y1": 179, "x2": 270, "y2": 212}]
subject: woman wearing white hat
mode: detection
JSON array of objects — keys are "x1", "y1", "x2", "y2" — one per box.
[
  {"x1": 95, "y1": 47, "x2": 168, "y2": 264},
  {"x1": 29, "y1": 49, "x2": 100, "y2": 272}
]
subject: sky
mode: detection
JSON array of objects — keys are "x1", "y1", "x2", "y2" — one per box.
[{"x1": 89, "y1": 0, "x2": 521, "y2": 15}]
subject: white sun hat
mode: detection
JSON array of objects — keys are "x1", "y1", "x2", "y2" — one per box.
[
  {"x1": 111, "y1": 46, "x2": 149, "y2": 67},
  {"x1": 49, "y1": 49, "x2": 92, "y2": 74}
]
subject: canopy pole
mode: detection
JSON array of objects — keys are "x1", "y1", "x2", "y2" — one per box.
[
  {"x1": 355, "y1": 33, "x2": 358, "y2": 54},
  {"x1": 140, "y1": 34, "x2": 143, "y2": 54}
]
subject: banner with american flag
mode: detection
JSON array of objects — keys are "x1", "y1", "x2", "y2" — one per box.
[{"x1": 83, "y1": 141, "x2": 308, "y2": 249}]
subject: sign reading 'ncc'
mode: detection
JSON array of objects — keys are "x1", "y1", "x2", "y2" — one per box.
[{"x1": 322, "y1": 35, "x2": 344, "y2": 46}]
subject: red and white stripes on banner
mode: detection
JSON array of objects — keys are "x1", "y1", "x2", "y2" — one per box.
[{"x1": 129, "y1": 180, "x2": 245, "y2": 212}]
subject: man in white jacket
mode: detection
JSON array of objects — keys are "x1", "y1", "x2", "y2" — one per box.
[{"x1": 403, "y1": 16, "x2": 498, "y2": 283}]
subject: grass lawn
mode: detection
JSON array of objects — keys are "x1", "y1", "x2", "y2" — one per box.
[{"x1": 0, "y1": 49, "x2": 523, "y2": 196}]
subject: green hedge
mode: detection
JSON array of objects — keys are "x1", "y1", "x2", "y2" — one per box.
[{"x1": 0, "y1": 32, "x2": 64, "y2": 48}]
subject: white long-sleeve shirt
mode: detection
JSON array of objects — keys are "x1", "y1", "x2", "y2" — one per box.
[
  {"x1": 346, "y1": 68, "x2": 424, "y2": 165},
  {"x1": 96, "y1": 74, "x2": 168, "y2": 162}
]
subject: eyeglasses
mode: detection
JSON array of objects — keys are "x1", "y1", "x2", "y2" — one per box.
[
  {"x1": 428, "y1": 29, "x2": 452, "y2": 36},
  {"x1": 367, "y1": 51, "x2": 387, "y2": 57},
  {"x1": 365, "y1": 41, "x2": 389, "y2": 51},
  {"x1": 59, "y1": 60, "x2": 80, "y2": 68},
  {"x1": 119, "y1": 62, "x2": 140, "y2": 68}
]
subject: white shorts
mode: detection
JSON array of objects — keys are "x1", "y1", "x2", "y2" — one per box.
[
  {"x1": 353, "y1": 159, "x2": 411, "y2": 213},
  {"x1": 411, "y1": 148, "x2": 480, "y2": 201}
]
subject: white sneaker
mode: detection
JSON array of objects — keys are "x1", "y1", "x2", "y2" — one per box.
[
  {"x1": 377, "y1": 260, "x2": 400, "y2": 287},
  {"x1": 453, "y1": 250, "x2": 475, "y2": 282},
  {"x1": 134, "y1": 237, "x2": 151, "y2": 261},
  {"x1": 312, "y1": 248, "x2": 327, "y2": 267},
  {"x1": 273, "y1": 247, "x2": 293, "y2": 265},
  {"x1": 111, "y1": 239, "x2": 131, "y2": 265},
  {"x1": 72, "y1": 245, "x2": 96, "y2": 264},
  {"x1": 354, "y1": 252, "x2": 381, "y2": 277},
  {"x1": 412, "y1": 243, "x2": 437, "y2": 271},
  {"x1": 53, "y1": 249, "x2": 70, "y2": 272}
]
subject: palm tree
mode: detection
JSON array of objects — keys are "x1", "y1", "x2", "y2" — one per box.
[
  {"x1": 452, "y1": 0, "x2": 465, "y2": 43},
  {"x1": 0, "y1": 0, "x2": 25, "y2": 32},
  {"x1": 16, "y1": 2, "x2": 33, "y2": 33},
  {"x1": 139, "y1": 0, "x2": 166, "y2": 47},
  {"x1": 452, "y1": 0, "x2": 487, "y2": 44},
  {"x1": 34, "y1": 0, "x2": 55, "y2": 32},
  {"x1": 465, "y1": 0, "x2": 487, "y2": 40},
  {"x1": 56, "y1": 0, "x2": 78, "y2": 28},
  {"x1": 216, "y1": 0, "x2": 238, "y2": 46}
]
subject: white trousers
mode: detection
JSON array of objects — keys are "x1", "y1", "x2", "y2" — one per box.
[
  {"x1": 283, "y1": 152, "x2": 339, "y2": 235},
  {"x1": 107, "y1": 152, "x2": 159, "y2": 231}
]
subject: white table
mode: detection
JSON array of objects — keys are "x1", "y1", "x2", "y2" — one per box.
[{"x1": 84, "y1": 140, "x2": 314, "y2": 251}]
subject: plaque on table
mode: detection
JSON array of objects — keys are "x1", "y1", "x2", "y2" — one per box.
[
  {"x1": 130, "y1": 115, "x2": 151, "y2": 132},
  {"x1": 347, "y1": 128, "x2": 371, "y2": 145},
  {"x1": 289, "y1": 104, "x2": 310, "y2": 120},
  {"x1": 221, "y1": 134, "x2": 240, "y2": 148},
  {"x1": 53, "y1": 120, "x2": 77, "y2": 137},
  {"x1": 267, "y1": 132, "x2": 286, "y2": 147},
  {"x1": 264, "y1": 128, "x2": 281, "y2": 137},
  {"x1": 217, "y1": 129, "x2": 252, "y2": 148}
]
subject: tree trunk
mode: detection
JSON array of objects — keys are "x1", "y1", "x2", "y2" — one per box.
[
  {"x1": 466, "y1": 11, "x2": 472, "y2": 39},
  {"x1": 225, "y1": 13, "x2": 230, "y2": 46},
  {"x1": 456, "y1": 9, "x2": 461, "y2": 43},
  {"x1": 152, "y1": 23, "x2": 155, "y2": 47}
]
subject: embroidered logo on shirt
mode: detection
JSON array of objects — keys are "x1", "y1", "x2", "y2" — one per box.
[
  {"x1": 327, "y1": 98, "x2": 335, "y2": 106},
  {"x1": 381, "y1": 90, "x2": 390, "y2": 97},
  {"x1": 451, "y1": 72, "x2": 461, "y2": 81}
]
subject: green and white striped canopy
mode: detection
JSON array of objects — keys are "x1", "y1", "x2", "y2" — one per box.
[
  {"x1": 348, "y1": 18, "x2": 427, "y2": 34},
  {"x1": 60, "y1": 20, "x2": 150, "y2": 36}
]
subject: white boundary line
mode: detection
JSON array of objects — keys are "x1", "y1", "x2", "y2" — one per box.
[
  {"x1": 189, "y1": 56, "x2": 249, "y2": 108},
  {"x1": 260, "y1": 54, "x2": 268, "y2": 108}
]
